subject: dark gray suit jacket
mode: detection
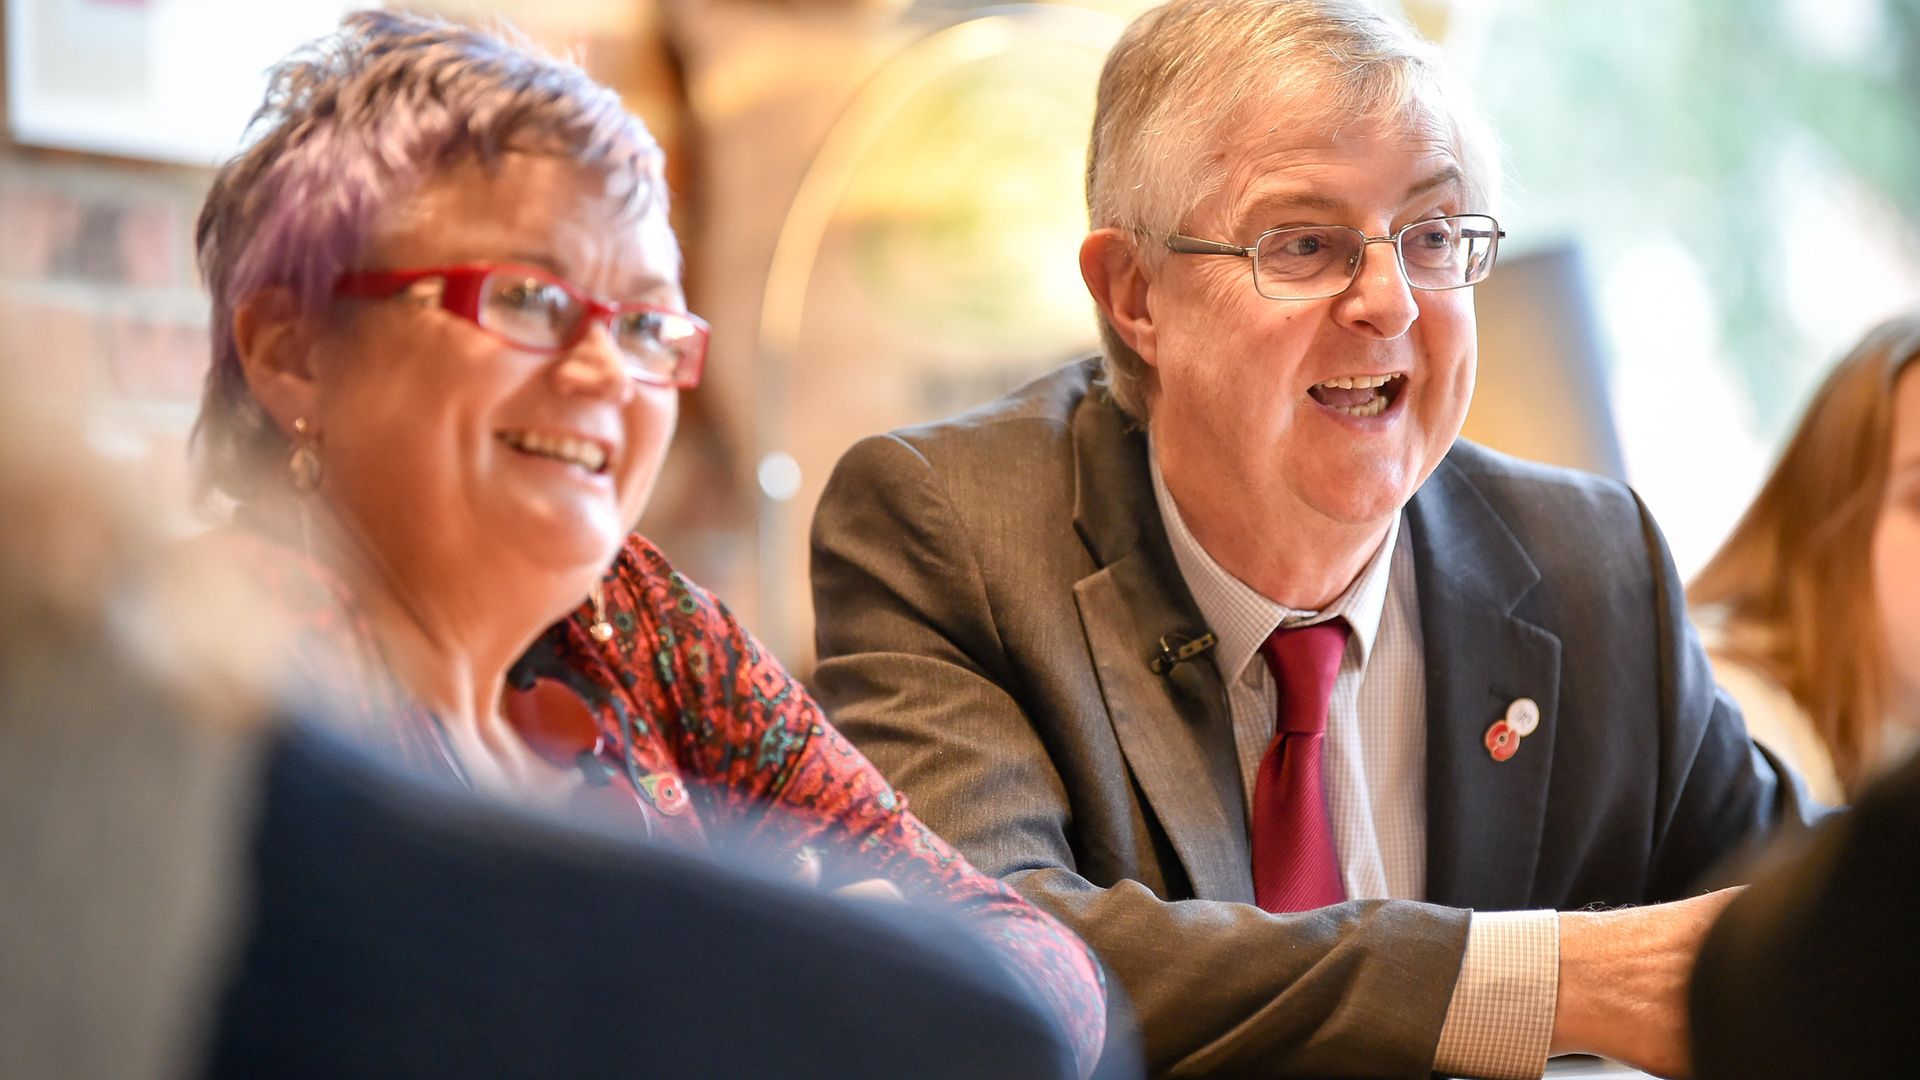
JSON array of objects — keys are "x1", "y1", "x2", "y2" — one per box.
[{"x1": 810, "y1": 360, "x2": 1805, "y2": 1078}]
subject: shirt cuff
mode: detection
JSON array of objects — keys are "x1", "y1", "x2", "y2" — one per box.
[{"x1": 1431, "y1": 909, "x2": 1558, "y2": 1080}]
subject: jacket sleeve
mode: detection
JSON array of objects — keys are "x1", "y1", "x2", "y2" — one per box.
[{"x1": 810, "y1": 433, "x2": 1472, "y2": 1080}]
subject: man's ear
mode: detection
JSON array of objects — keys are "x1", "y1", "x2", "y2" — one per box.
[
  {"x1": 233, "y1": 287, "x2": 321, "y2": 435},
  {"x1": 1079, "y1": 228, "x2": 1158, "y2": 366}
]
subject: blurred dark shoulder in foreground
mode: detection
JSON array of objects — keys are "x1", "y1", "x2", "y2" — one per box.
[{"x1": 1690, "y1": 746, "x2": 1920, "y2": 1080}]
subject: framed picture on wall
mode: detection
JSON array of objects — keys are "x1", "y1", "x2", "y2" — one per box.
[{"x1": 4, "y1": 0, "x2": 350, "y2": 165}]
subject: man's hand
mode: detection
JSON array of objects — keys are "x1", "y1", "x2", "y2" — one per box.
[{"x1": 1551, "y1": 888, "x2": 1743, "y2": 1078}]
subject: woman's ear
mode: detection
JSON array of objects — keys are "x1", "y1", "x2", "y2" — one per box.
[
  {"x1": 233, "y1": 287, "x2": 321, "y2": 435},
  {"x1": 1079, "y1": 228, "x2": 1158, "y2": 366}
]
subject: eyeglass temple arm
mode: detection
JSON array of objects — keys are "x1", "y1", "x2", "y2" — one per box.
[{"x1": 1165, "y1": 234, "x2": 1255, "y2": 257}]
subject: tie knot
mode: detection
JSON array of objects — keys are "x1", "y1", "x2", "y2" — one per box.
[{"x1": 1259, "y1": 620, "x2": 1350, "y2": 735}]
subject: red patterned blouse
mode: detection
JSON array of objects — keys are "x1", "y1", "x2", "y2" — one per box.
[{"x1": 237, "y1": 528, "x2": 1107, "y2": 1074}]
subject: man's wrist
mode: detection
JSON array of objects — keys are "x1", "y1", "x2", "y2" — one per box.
[
  {"x1": 1548, "y1": 890, "x2": 1740, "y2": 1077},
  {"x1": 1550, "y1": 909, "x2": 1618, "y2": 1056}
]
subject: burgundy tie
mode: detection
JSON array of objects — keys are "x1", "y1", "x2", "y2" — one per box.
[{"x1": 1251, "y1": 620, "x2": 1350, "y2": 912}]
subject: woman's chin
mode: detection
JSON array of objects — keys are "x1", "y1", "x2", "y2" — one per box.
[{"x1": 489, "y1": 498, "x2": 630, "y2": 579}]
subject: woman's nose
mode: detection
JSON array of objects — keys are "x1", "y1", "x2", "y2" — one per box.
[{"x1": 554, "y1": 319, "x2": 636, "y2": 401}]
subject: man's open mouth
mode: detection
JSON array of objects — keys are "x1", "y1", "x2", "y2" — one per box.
[{"x1": 1307, "y1": 373, "x2": 1407, "y2": 418}]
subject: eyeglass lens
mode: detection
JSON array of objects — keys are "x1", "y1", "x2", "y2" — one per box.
[
  {"x1": 1252, "y1": 214, "x2": 1498, "y2": 299},
  {"x1": 478, "y1": 270, "x2": 694, "y2": 382}
]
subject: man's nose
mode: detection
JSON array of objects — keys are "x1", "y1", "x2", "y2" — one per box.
[{"x1": 1332, "y1": 238, "x2": 1419, "y2": 339}]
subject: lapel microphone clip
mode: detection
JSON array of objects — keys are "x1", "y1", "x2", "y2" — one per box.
[{"x1": 1150, "y1": 631, "x2": 1218, "y2": 675}]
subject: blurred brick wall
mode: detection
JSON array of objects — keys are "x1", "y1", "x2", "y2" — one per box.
[{"x1": 0, "y1": 148, "x2": 213, "y2": 532}]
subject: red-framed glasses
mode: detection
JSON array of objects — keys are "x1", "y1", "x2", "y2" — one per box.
[{"x1": 333, "y1": 262, "x2": 709, "y2": 389}]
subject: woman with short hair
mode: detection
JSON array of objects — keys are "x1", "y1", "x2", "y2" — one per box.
[{"x1": 189, "y1": 12, "x2": 1105, "y2": 1071}]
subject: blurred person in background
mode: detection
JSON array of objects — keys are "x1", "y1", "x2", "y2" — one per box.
[
  {"x1": 1690, "y1": 311, "x2": 1920, "y2": 804},
  {"x1": 0, "y1": 357, "x2": 1098, "y2": 1080},
  {"x1": 183, "y1": 10, "x2": 1106, "y2": 1072}
]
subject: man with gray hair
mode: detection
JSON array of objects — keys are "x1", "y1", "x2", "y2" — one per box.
[{"x1": 812, "y1": 0, "x2": 1807, "y2": 1076}]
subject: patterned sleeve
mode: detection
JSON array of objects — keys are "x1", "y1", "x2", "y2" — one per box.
[{"x1": 593, "y1": 535, "x2": 1108, "y2": 1075}]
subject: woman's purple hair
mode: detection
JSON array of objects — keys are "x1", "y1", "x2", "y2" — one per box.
[{"x1": 192, "y1": 9, "x2": 667, "y2": 505}]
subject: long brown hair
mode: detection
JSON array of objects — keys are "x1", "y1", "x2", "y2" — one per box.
[{"x1": 1690, "y1": 311, "x2": 1920, "y2": 796}]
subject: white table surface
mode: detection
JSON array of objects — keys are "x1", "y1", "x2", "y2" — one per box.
[{"x1": 1543, "y1": 1056, "x2": 1657, "y2": 1078}]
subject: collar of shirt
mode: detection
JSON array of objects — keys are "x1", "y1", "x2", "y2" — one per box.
[{"x1": 1147, "y1": 440, "x2": 1400, "y2": 689}]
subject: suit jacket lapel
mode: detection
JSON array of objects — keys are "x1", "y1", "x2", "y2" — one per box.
[
  {"x1": 1067, "y1": 388, "x2": 1252, "y2": 903},
  {"x1": 1408, "y1": 456, "x2": 1562, "y2": 909}
]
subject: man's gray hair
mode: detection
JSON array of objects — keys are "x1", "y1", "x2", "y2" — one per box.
[
  {"x1": 192, "y1": 9, "x2": 668, "y2": 506},
  {"x1": 1085, "y1": 0, "x2": 1500, "y2": 421}
]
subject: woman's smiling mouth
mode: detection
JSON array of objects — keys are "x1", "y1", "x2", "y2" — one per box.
[{"x1": 497, "y1": 429, "x2": 611, "y2": 474}]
